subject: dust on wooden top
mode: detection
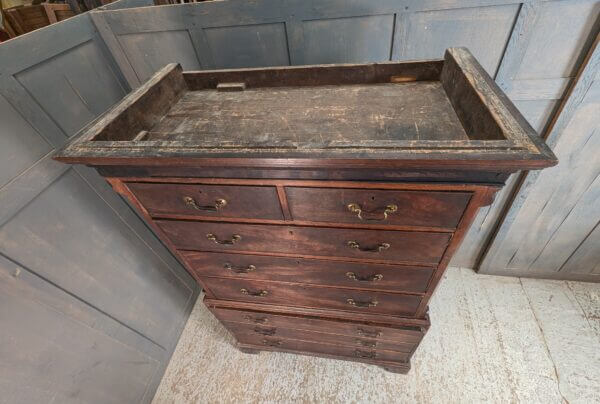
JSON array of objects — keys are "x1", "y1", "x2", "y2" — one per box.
[
  {"x1": 54, "y1": 48, "x2": 557, "y2": 171},
  {"x1": 146, "y1": 82, "x2": 469, "y2": 147}
]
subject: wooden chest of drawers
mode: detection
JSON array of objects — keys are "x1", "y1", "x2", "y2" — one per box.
[{"x1": 55, "y1": 48, "x2": 556, "y2": 373}]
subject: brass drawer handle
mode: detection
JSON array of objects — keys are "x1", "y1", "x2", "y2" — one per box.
[
  {"x1": 183, "y1": 196, "x2": 227, "y2": 211},
  {"x1": 206, "y1": 233, "x2": 241, "y2": 245},
  {"x1": 354, "y1": 349, "x2": 377, "y2": 359},
  {"x1": 347, "y1": 203, "x2": 398, "y2": 221},
  {"x1": 347, "y1": 298, "x2": 378, "y2": 308},
  {"x1": 241, "y1": 288, "x2": 268, "y2": 297},
  {"x1": 346, "y1": 272, "x2": 383, "y2": 282},
  {"x1": 242, "y1": 315, "x2": 268, "y2": 324},
  {"x1": 262, "y1": 338, "x2": 282, "y2": 347},
  {"x1": 347, "y1": 241, "x2": 390, "y2": 253},
  {"x1": 224, "y1": 263, "x2": 256, "y2": 273},
  {"x1": 357, "y1": 328, "x2": 381, "y2": 338},
  {"x1": 254, "y1": 327, "x2": 276, "y2": 336},
  {"x1": 356, "y1": 339, "x2": 377, "y2": 348}
]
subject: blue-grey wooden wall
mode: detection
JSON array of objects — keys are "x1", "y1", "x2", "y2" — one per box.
[
  {"x1": 0, "y1": 4, "x2": 199, "y2": 404},
  {"x1": 1, "y1": 1, "x2": 599, "y2": 402},
  {"x1": 90, "y1": 0, "x2": 600, "y2": 278}
]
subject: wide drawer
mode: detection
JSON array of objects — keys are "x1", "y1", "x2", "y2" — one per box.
[
  {"x1": 286, "y1": 187, "x2": 471, "y2": 229},
  {"x1": 182, "y1": 251, "x2": 434, "y2": 293},
  {"x1": 210, "y1": 307, "x2": 426, "y2": 343},
  {"x1": 202, "y1": 277, "x2": 422, "y2": 317},
  {"x1": 235, "y1": 332, "x2": 410, "y2": 364},
  {"x1": 223, "y1": 321, "x2": 417, "y2": 353},
  {"x1": 158, "y1": 221, "x2": 451, "y2": 265},
  {"x1": 126, "y1": 182, "x2": 283, "y2": 220}
]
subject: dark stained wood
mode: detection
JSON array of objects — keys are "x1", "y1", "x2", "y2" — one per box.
[
  {"x1": 126, "y1": 182, "x2": 284, "y2": 220},
  {"x1": 146, "y1": 82, "x2": 469, "y2": 144},
  {"x1": 98, "y1": 166, "x2": 511, "y2": 183},
  {"x1": 54, "y1": 49, "x2": 557, "y2": 171},
  {"x1": 235, "y1": 332, "x2": 411, "y2": 364},
  {"x1": 200, "y1": 277, "x2": 422, "y2": 318},
  {"x1": 53, "y1": 49, "x2": 557, "y2": 373},
  {"x1": 205, "y1": 297, "x2": 431, "y2": 329},
  {"x1": 237, "y1": 341, "x2": 411, "y2": 373},
  {"x1": 158, "y1": 221, "x2": 451, "y2": 266},
  {"x1": 285, "y1": 187, "x2": 471, "y2": 229},
  {"x1": 181, "y1": 252, "x2": 434, "y2": 294},
  {"x1": 210, "y1": 307, "x2": 426, "y2": 343},
  {"x1": 223, "y1": 321, "x2": 418, "y2": 353},
  {"x1": 183, "y1": 60, "x2": 444, "y2": 90}
]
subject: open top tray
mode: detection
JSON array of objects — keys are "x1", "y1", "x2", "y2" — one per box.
[{"x1": 54, "y1": 48, "x2": 556, "y2": 172}]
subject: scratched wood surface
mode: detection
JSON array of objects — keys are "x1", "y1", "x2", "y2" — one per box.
[{"x1": 148, "y1": 83, "x2": 469, "y2": 144}]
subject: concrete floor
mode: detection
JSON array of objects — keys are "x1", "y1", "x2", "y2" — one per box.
[{"x1": 153, "y1": 267, "x2": 600, "y2": 404}]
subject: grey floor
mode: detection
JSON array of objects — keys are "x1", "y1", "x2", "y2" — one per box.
[{"x1": 153, "y1": 267, "x2": 600, "y2": 403}]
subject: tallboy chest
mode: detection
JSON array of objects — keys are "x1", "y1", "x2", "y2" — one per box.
[{"x1": 55, "y1": 48, "x2": 556, "y2": 373}]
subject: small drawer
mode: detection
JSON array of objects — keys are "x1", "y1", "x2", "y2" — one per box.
[
  {"x1": 223, "y1": 321, "x2": 418, "y2": 353},
  {"x1": 158, "y1": 221, "x2": 451, "y2": 265},
  {"x1": 210, "y1": 307, "x2": 427, "y2": 343},
  {"x1": 126, "y1": 182, "x2": 283, "y2": 220},
  {"x1": 285, "y1": 187, "x2": 471, "y2": 229},
  {"x1": 202, "y1": 277, "x2": 422, "y2": 317},
  {"x1": 182, "y1": 252, "x2": 434, "y2": 293},
  {"x1": 235, "y1": 332, "x2": 411, "y2": 364}
]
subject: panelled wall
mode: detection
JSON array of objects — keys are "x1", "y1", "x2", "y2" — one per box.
[
  {"x1": 90, "y1": 0, "x2": 600, "y2": 276},
  {"x1": 0, "y1": 7, "x2": 199, "y2": 404},
  {"x1": 480, "y1": 33, "x2": 600, "y2": 280},
  {"x1": 1, "y1": 2, "x2": 599, "y2": 401}
]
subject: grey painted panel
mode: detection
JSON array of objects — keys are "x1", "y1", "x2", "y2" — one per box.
[
  {"x1": 398, "y1": 4, "x2": 519, "y2": 74},
  {"x1": 0, "y1": 262, "x2": 159, "y2": 404},
  {"x1": 516, "y1": 0, "x2": 600, "y2": 80},
  {"x1": 561, "y1": 222, "x2": 600, "y2": 275},
  {"x1": 0, "y1": 169, "x2": 192, "y2": 348},
  {"x1": 14, "y1": 39, "x2": 127, "y2": 138},
  {"x1": 100, "y1": 0, "x2": 154, "y2": 10},
  {"x1": 205, "y1": 23, "x2": 290, "y2": 68},
  {"x1": 302, "y1": 14, "x2": 394, "y2": 64},
  {"x1": 118, "y1": 30, "x2": 202, "y2": 82},
  {"x1": 513, "y1": 99, "x2": 559, "y2": 133},
  {"x1": 0, "y1": 95, "x2": 52, "y2": 189},
  {"x1": 480, "y1": 35, "x2": 600, "y2": 279}
]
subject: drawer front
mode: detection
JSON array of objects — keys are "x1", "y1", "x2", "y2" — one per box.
[
  {"x1": 158, "y1": 221, "x2": 451, "y2": 265},
  {"x1": 202, "y1": 277, "x2": 422, "y2": 317},
  {"x1": 183, "y1": 251, "x2": 433, "y2": 293},
  {"x1": 210, "y1": 307, "x2": 426, "y2": 343},
  {"x1": 286, "y1": 187, "x2": 471, "y2": 228},
  {"x1": 127, "y1": 182, "x2": 283, "y2": 220},
  {"x1": 223, "y1": 321, "x2": 417, "y2": 353},
  {"x1": 236, "y1": 332, "x2": 410, "y2": 364}
]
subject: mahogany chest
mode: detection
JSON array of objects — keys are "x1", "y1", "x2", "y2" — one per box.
[{"x1": 55, "y1": 48, "x2": 556, "y2": 373}]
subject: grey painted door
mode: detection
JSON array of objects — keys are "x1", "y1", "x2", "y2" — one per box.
[{"x1": 0, "y1": 11, "x2": 199, "y2": 404}]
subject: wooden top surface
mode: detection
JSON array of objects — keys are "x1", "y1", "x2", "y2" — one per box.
[
  {"x1": 147, "y1": 82, "x2": 469, "y2": 146},
  {"x1": 54, "y1": 48, "x2": 557, "y2": 172}
]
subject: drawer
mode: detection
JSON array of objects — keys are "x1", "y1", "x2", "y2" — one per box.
[
  {"x1": 286, "y1": 187, "x2": 471, "y2": 228},
  {"x1": 126, "y1": 182, "x2": 283, "y2": 220},
  {"x1": 182, "y1": 251, "x2": 434, "y2": 293},
  {"x1": 223, "y1": 321, "x2": 417, "y2": 353},
  {"x1": 202, "y1": 277, "x2": 422, "y2": 317},
  {"x1": 210, "y1": 307, "x2": 426, "y2": 343},
  {"x1": 158, "y1": 221, "x2": 451, "y2": 265},
  {"x1": 235, "y1": 332, "x2": 410, "y2": 364}
]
